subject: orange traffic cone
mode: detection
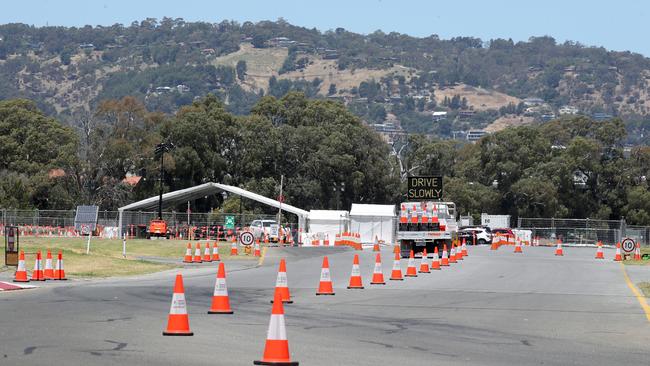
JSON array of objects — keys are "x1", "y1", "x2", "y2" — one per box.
[
  {"x1": 212, "y1": 242, "x2": 221, "y2": 261},
  {"x1": 390, "y1": 252, "x2": 404, "y2": 281},
  {"x1": 441, "y1": 244, "x2": 450, "y2": 266},
  {"x1": 595, "y1": 241, "x2": 604, "y2": 259},
  {"x1": 316, "y1": 256, "x2": 335, "y2": 295},
  {"x1": 431, "y1": 246, "x2": 441, "y2": 270},
  {"x1": 163, "y1": 273, "x2": 193, "y2": 336},
  {"x1": 203, "y1": 242, "x2": 212, "y2": 262},
  {"x1": 405, "y1": 250, "x2": 418, "y2": 277},
  {"x1": 613, "y1": 242, "x2": 622, "y2": 261},
  {"x1": 53, "y1": 251, "x2": 67, "y2": 280},
  {"x1": 254, "y1": 239, "x2": 262, "y2": 257},
  {"x1": 373, "y1": 236, "x2": 380, "y2": 252},
  {"x1": 370, "y1": 253, "x2": 386, "y2": 285},
  {"x1": 393, "y1": 245, "x2": 400, "y2": 254},
  {"x1": 208, "y1": 262, "x2": 233, "y2": 314},
  {"x1": 193, "y1": 243, "x2": 202, "y2": 263},
  {"x1": 31, "y1": 251, "x2": 45, "y2": 281},
  {"x1": 634, "y1": 242, "x2": 642, "y2": 261},
  {"x1": 461, "y1": 238, "x2": 468, "y2": 257},
  {"x1": 13, "y1": 250, "x2": 29, "y2": 282},
  {"x1": 230, "y1": 238, "x2": 238, "y2": 256},
  {"x1": 419, "y1": 248, "x2": 430, "y2": 273},
  {"x1": 254, "y1": 291, "x2": 299, "y2": 366},
  {"x1": 183, "y1": 243, "x2": 192, "y2": 263},
  {"x1": 456, "y1": 241, "x2": 464, "y2": 260},
  {"x1": 272, "y1": 259, "x2": 293, "y2": 303},
  {"x1": 514, "y1": 240, "x2": 523, "y2": 253},
  {"x1": 44, "y1": 249, "x2": 54, "y2": 279},
  {"x1": 449, "y1": 244, "x2": 457, "y2": 263},
  {"x1": 555, "y1": 240, "x2": 564, "y2": 256},
  {"x1": 347, "y1": 254, "x2": 365, "y2": 289}
]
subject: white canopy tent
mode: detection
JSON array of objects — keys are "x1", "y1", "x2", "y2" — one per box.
[
  {"x1": 349, "y1": 204, "x2": 396, "y2": 244},
  {"x1": 117, "y1": 182, "x2": 309, "y2": 237},
  {"x1": 307, "y1": 210, "x2": 349, "y2": 245}
]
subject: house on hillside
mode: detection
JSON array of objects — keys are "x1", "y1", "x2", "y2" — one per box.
[
  {"x1": 79, "y1": 43, "x2": 95, "y2": 50},
  {"x1": 155, "y1": 86, "x2": 173, "y2": 94},
  {"x1": 467, "y1": 130, "x2": 488, "y2": 142},
  {"x1": 523, "y1": 97, "x2": 544, "y2": 106},
  {"x1": 323, "y1": 50, "x2": 340, "y2": 59},
  {"x1": 540, "y1": 113, "x2": 556, "y2": 122},
  {"x1": 177, "y1": 84, "x2": 190, "y2": 93},
  {"x1": 371, "y1": 123, "x2": 406, "y2": 145},
  {"x1": 458, "y1": 111, "x2": 475, "y2": 120},
  {"x1": 201, "y1": 48, "x2": 216, "y2": 55},
  {"x1": 592, "y1": 112, "x2": 613, "y2": 121},
  {"x1": 267, "y1": 37, "x2": 296, "y2": 48},
  {"x1": 432, "y1": 111, "x2": 447, "y2": 122},
  {"x1": 559, "y1": 105, "x2": 579, "y2": 115}
]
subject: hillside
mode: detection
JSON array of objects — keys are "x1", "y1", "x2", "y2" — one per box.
[{"x1": 1, "y1": 18, "x2": 650, "y2": 142}]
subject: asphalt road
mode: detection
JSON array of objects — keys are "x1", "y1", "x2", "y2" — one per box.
[{"x1": 0, "y1": 245, "x2": 649, "y2": 365}]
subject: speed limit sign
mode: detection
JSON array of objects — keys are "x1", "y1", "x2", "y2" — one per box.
[
  {"x1": 239, "y1": 231, "x2": 255, "y2": 246},
  {"x1": 621, "y1": 238, "x2": 636, "y2": 253},
  {"x1": 80, "y1": 224, "x2": 90, "y2": 235}
]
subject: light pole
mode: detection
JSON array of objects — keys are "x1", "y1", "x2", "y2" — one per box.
[
  {"x1": 154, "y1": 141, "x2": 175, "y2": 220},
  {"x1": 333, "y1": 182, "x2": 345, "y2": 210}
]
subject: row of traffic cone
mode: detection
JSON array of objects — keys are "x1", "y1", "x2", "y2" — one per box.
[
  {"x1": 183, "y1": 239, "x2": 266, "y2": 263},
  {"x1": 348, "y1": 241, "x2": 468, "y2": 289},
  {"x1": 166, "y1": 242, "x2": 470, "y2": 365},
  {"x1": 510, "y1": 239, "x2": 644, "y2": 262},
  {"x1": 163, "y1": 259, "x2": 298, "y2": 365},
  {"x1": 14, "y1": 249, "x2": 67, "y2": 282},
  {"x1": 183, "y1": 242, "x2": 221, "y2": 263}
]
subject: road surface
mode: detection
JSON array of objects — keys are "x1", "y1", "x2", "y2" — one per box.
[{"x1": 0, "y1": 245, "x2": 648, "y2": 365}]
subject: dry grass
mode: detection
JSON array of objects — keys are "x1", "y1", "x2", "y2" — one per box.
[
  {"x1": 280, "y1": 59, "x2": 413, "y2": 95},
  {"x1": 1, "y1": 237, "x2": 255, "y2": 278},
  {"x1": 212, "y1": 43, "x2": 414, "y2": 96},
  {"x1": 484, "y1": 115, "x2": 536, "y2": 132},
  {"x1": 623, "y1": 247, "x2": 650, "y2": 266},
  {"x1": 435, "y1": 84, "x2": 521, "y2": 111},
  {"x1": 211, "y1": 43, "x2": 288, "y2": 92}
]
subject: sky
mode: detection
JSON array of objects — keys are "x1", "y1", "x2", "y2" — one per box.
[{"x1": 1, "y1": 0, "x2": 649, "y2": 56}]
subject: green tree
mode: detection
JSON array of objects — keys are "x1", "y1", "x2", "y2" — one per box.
[
  {"x1": 236, "y1": 60, "x2": 247, "y2": 81},
  {"x1": 328, "y1": 83, "x2": 337, "y2": 95}
]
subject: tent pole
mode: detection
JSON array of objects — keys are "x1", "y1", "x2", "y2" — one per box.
[{"x1": 118, "y1": 210, "x2": 123, "y2": 238}]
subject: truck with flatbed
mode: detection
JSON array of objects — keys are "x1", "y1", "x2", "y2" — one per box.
[{"x1": 398, "y1": 201, "x2": 458, "y2": 258}]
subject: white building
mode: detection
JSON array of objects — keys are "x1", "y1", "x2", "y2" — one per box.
[
  {"x1": 559, "y1": 105, "x2": 579, "y2": 115},
  {"x1": 432, "y1": 111, "x2": 448, "y2": 122}
]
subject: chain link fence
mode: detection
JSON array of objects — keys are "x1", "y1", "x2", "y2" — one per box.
[
  {"x1": 517, "y1": 217, "x2": 649, "y2": 246},
  {"x1": 1, "y1": 208, "x2": 295, "y2": 239}
]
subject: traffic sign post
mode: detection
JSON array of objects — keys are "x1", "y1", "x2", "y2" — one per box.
[
  {"x1": 224, "y1": 215, "x2": 236, "y2": 230},
  {"x1": 4, "y1": 226, "x2": 19, "y2": 266},
  {"x1": 239, "y1": 231, "x2": 255, "y2": 246},
  {"x1": 621, "y1": 238, "x2": 635, "y2": 254},
  {"x1": 407, "y1": 176, "x2": 443, "y2": 200}
]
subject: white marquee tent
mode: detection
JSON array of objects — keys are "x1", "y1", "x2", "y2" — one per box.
[
  {"x1": 307, "y1": 210, "x2": 349, "y2": 245},
  {"x1": 118, "y1": 182, "x2": 309, "y2": 237},
  {"x1": 349, "y1": 204, "x2": 396, "y2": 244}
]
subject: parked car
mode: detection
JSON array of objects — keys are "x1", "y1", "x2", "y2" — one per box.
[
  {"x1": 249, "y1": 219, "x2": 280, "y2": 242},
  {"x1": 458, "y1": 226, "x2": 492, "y2": 245}
]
